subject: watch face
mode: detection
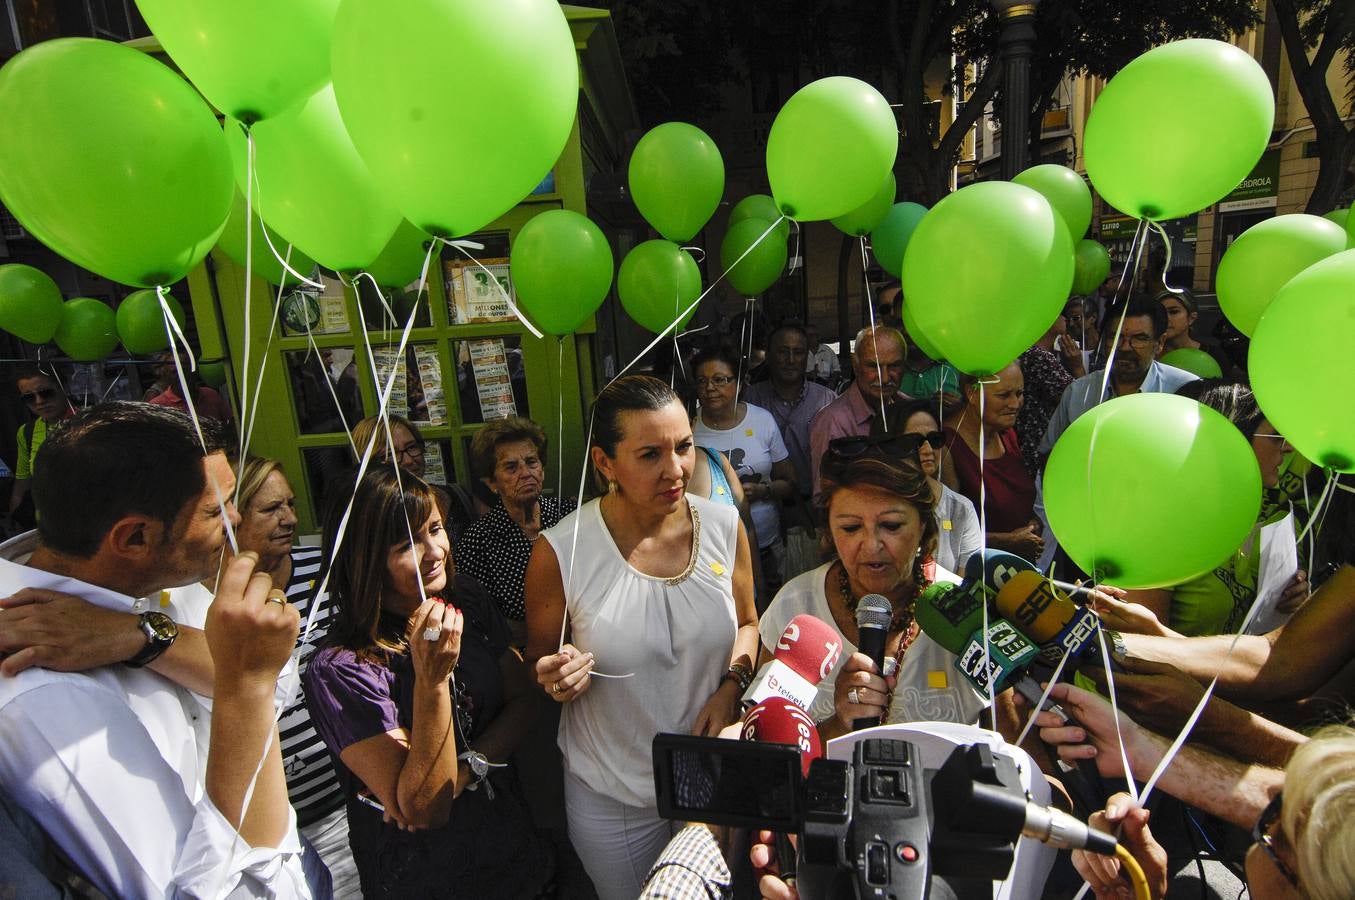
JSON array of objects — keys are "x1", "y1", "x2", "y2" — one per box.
[{"x1": 144, "y1": 612, "x2": 178, "y2": 641}]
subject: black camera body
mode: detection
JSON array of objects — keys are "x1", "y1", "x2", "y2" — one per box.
[{"x1": 654, "y1": 734, "x2": 1033, "y2": 899}]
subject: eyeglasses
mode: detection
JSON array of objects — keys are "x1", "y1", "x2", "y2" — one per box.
[
  {"x1": 1105, "y1": 332, "x2": 1157, "y2": 350},
  {"x1": 20, "y1": 388, "x2": 56, "y2": 405},
  {"x1": 695, "y1": 375, "x2": 736, "y2": 388},
  {"x1": 394, "y1": 441, "x2": 425, "y2": 462},
  {"x1": 1253, "y1": 792, "x2": 1300, "y2": 889}
]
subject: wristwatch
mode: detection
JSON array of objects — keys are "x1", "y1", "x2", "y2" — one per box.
[
  {"x1": 458, "y1": 750, "x2": 494, "y2": 794},
  {"x1": 125, "y1": 611, "x2": 178, "y2": 668}
]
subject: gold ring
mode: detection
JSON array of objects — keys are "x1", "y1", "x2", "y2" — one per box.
[
  {"x1": 551, "y1": 681, "x2": 563, "y2": 694},
  {"x1": 264, "y1": 592, "x2": 287, "y2": 606}
]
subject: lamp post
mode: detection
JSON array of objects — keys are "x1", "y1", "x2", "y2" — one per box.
[{"x1": 991, "y1": 0, "x2": 1040, "y2": 180}]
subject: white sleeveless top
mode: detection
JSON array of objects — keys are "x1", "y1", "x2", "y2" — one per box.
[{"x1": 542, "y1": 493, "x2": 740, "y2": 807}]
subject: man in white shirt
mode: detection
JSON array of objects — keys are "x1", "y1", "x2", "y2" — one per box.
[
  {"x1": 0, "y1": 403, "x2": 309, "y2": 898},
  {"x1": 804, "y1": 323, "x2": 841, "y2": 386}
]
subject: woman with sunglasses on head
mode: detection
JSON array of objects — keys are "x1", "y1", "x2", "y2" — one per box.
[
  {"x1": 757, "y1": 441, "x2": 988, "y2": 745},
  {"x1": 302, "y1": 467, "x2": 552, "y2": 899},
  {"x1": 892, "y1": 399, "x2": 981, "y2": 577}
]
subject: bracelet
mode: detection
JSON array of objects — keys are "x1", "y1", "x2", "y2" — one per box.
[{"x1": 723, "y1": 663, "x2": 753, "y2": 693}]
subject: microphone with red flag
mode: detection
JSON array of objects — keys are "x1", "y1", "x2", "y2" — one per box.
[
  {"x1": 741, "y1": 696, "x2": 823, "y2": 776},
  {"x1": 746, "y1": 614, "x2": 844, "y2": 712}
]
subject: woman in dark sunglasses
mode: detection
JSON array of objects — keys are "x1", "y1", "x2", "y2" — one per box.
[{"x1": 886, "y1": 399, "x2": 981, "y2": 577}]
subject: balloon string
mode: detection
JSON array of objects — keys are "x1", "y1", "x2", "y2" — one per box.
[
  {"x1": 1148, "y1": 221, "x2": 1186, "y2": 299},
  {"x1": 237, "y1": 254, "x2": 291, "y2": 503},
  {"x1": 977, "y1": 380, "x2": 996, "y2": 732},
  {"x1": 557, "y1": 336, "x2": 566, "y2": 497},
  {"x1": 242, "y1": 124, "x2": 324, "y2": 292},
  {"x1": 301, "y1": 311, "x2": 358, "y2": 458},
  {"x1": 442, "y1": 240, "x2": 545, "y2": 339},
  {"x1": 788, "y1": 220, "x2": 802, "y2": 274},
  {"x1": 1014, "y1": 640, "x2": 1073, "y2": 747},
  {"x1": 679, "y1": 245, "x2": 707, "y2": 264},
  {"x1": 239, "y1": 131, "x2": 256, "y2": 465},
  {"x1": 1295, "y1": 469, "x2": 1337, "y2": 545},
  {"x1": 1096, "y1": 219, "x2": 1151, "y2": 405},
  {"x1": 858, "y1": 237, "x2": 887, "y2": 425}
]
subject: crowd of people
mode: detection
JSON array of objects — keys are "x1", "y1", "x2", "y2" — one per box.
[{"x1": 0, "y1": 273, "x2": 1348, "y2": 900}]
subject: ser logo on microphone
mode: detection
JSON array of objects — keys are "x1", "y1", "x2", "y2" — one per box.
[{"x1": 1006, "y1": 580, "x2": 1057, "y2": 629}]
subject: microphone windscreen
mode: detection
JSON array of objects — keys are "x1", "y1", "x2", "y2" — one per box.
[
  {"x1": 915, "y1": 581, "x2": 984, "y2": 656},
  {"x1": 772, "y1": 613, "x2": 845, "y2": 686},
  {"x1": 994, "y1": 570, "x2": 1078, "y2": 643},
  {"x1": 742, "y1": 696, "x2": 822, "y2": 776},
  {"x1": 855, "y1": 593, "x2": 892, "y2": 633},
  {"x1": 974, "y1": 548, "x2": 1038, "y2": 595}
]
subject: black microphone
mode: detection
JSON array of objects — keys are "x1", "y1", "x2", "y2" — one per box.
[{"x1": 852, "y1": 593, "x2": 892, "y2": 731}]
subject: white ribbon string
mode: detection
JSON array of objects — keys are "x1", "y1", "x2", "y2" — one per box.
[
  {"x1": 244, "y1": 125, "x2": 324, "y2": 292},
  {"x1": 237, "y1": 259, "x2": 291, "y2": 500},
  {"x1": 976, "y1": 379, "x2": 996, "y2": 732},
  {"x1": 557, "y1": 336, "x2": 566, "y2": 497},
  {"x1": 1096, "y1": 219, "x2": 1150, "y2": 405},
  {"x1": 858, "y1": 237, "x2": 887, "y2": 425}
]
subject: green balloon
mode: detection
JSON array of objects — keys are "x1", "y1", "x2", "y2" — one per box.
[
  {"x1": 1013, "y1": 165, "x2": 1092, "y2": 239},
  {"x1": 214, "y1": 188, "x2": 317, "y2": 287},
  {"x1": 766, "y1": 76, "x2": 898, "y2": 221},
  {"x1": 1071, "y1": 239, "x2": 1112, "y2": 295},
  {"x1": 363, "y1": 220, "x2": 434, "y2": 288},
  {"x1": 1084, "y1": 39, "x2": 1273, "y2": 221},
  {"x1": 869, "y1": 202, "x2": 928, "y2": 277},
  {"x1": 720, "y1": 217, "x2": 788, "y2": 297},
  {"x1": 117, "y1": 289, "x2": 185, "y2": 355},
  {"x1": 1250, "y1": 249, "x2": 1355, "y2": 472},
  {"x1": 510, "y1": 209, "x2": 614, "y2": 336},
  {"x1": 1322, "y1": 207, "x2": 1348, "y2": 231},
  {"x1": 832, "y1": 173, "x2": 896, "y2": 237},
  {"x1": 0, "y1": 264, "x2": 63, "y2": 343},
  {"x1": 199, "y1": 359, "x2": 229, "y2": 388},
  {"x1": 617, "y1": 240, "x2": 702, "y2": 334},
  {"x1": 1346, "y1": 209, "x2": 1355, "y2": 250},
  {"x1": 134, "y1": 0, "x2": 338, "y2": 123},
  {"x1": 0, "y1": 38, "x2": 233, "y2": 287},
  {"x1": 629, "y1": 123, "x2": 725, "y2": 243},
  {"x1": 226, "y1": 85, "x2": 401, "y2": 272},
  {"x1": 1045, "y1": 392, "x2": 1262, "y2": 588},
  {"x1": 729, "y1": 194, "x2": 790, "y2": 244},
  {"x1": 1160, "y1": 347, "x2": 1222, "y2": 379},
  {"x1": 332, "y1": 0, "x2": 577, "y2": 239},
  {"x1": 1216, "y1": 214, "x2": 1347, "y2": 336},
  {"x1": 901, "y1": 182, "x2": 1073, "y2": 375},
  {"x1": 54, "y1": 298, "x2": 118, "y2": 361},
  {"x1": 900, "y1": 301, "x2": 943, "y2": 361}
]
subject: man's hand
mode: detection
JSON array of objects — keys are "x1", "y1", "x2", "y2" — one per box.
[
  {"x1": 1071, "y1": 793, "x2": 1168, "y2": 899},
  {"x1": 1035, "y1": 682, "x2": 1167, "y2": 781},
  {"x1": 206, "y1": 552, "x2": 298, "y2": 696},
  {"x1": 0, "y1": 588, "x2": 146, "y2": 676},
  {"x1": 750, "y1": 830, "x2": 799, "y2": 900},
  {"x1": 1084, "y1": 655, "x2": 1206, "y2": 735}
]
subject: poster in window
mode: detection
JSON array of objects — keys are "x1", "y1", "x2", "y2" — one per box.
[
  {"x1": 467, "y1": 338, "x2": 517, "y2": 420},
  {"x1": 444, "y1": 258, "x2": 515, "y2": 324}
]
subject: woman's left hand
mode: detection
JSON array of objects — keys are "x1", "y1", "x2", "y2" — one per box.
[{"x1": 691, "y1": 680, "x2": 742, "y2": 736}]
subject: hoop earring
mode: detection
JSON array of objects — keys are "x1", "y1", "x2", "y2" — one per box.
[{"x1": 608, "y1": 479, "x2": 618, "y2": 495}]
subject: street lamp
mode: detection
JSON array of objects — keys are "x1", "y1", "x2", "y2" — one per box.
[{"x1": 991, "y1": 0, "x2": 1040, "y2": 180}]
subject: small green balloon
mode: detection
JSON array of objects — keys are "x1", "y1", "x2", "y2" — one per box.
[
  {"x1": 617, "y1": 240, "x2": 702, "y2": 334},
  {"x1": 1216, "y1": 214, "x2": 1347, "y2": 336},
  {"x1": 214, "y1": 188, "x2": 317, "y2": 287},
  {"x1": 1013, "y1": 165, "x2": 1093, "y2": 239},
  {"x1": 1322, "y1": 207, "x2": 1348, "y2": 231},
  {"x1": 117, "y1": 289, "x2": 185, "y2": 355},
  {"x1": 1045, "y1": 392, "x2": 1262, "y2": 588},
  {"x1": 729, "y1": 195, "x2": 790, "y2": 244},
  {"x1": 363, "y1": 220, "x2": 434, "y2": 288},
  {"x1": 831, "y1": 173, "x2": 897, "y2": 237},
  {"x1": 1160, "y1": 347, "x2": 1222, "y2": 379},
  {"x1": 510, "y1": 209, "x2": 614, "y2": 336},
  {"x1": 226, "y1": 85, "x2": 402, "y2": 272},
  {"x1": 0, "y1": 264, "x2": 63, "y2": 343},
  {"x1": 869, "y1": 202, "x2": 928, "y2": 278},
  {"x1": 766, "y1": 76, "x2": 898, "y2": 221},
  {"x1": 902, "y1": 182, "x2": 1073, "y2": 375},
  {"x1": 1250, "y1": 249, "x2": 1355, "y2": 472},
  {"x1": 1084, "y1": 39, "x2": 1274, "y2": 221},
  {"x1": 332, "y1": 0, "x2": 577, "y2": 238},
  {"x1": 199, "y1": 359, "x2": 229, "y2": 388},
  {"x1": 629, "y1": 123, "x2": 725, "y2": 243},
  {"x1": 720, "y1": 217, "x2": 788, "y2": 297},
  {"x1": 54, "y1": 298, "x2": 118, "y2": 361},
  {"x1": 1072, "y1": 239, "x2": 1112, "y2": 295},
  {"x1": 0, "y1": 38, "x2": 233, "y2": 287},
  {"x1": 134, "y1": 0, "x2": 338, "y2": 123}
]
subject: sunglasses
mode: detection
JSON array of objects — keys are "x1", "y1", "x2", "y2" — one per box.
[
  {"x1": 1253, "y1": 792, "x2": 1300, "y2": 889},
  {"x1": 20, "y1": 388, "x2": 56, "y2": 405},
  {"x1": 827, "y1": 431, "x2": 944, "y2": 462}
]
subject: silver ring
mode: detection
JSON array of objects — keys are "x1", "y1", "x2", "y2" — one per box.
[
  {"x1": 847, "y1": 688, "x2": 860, "y2": 704},
  {"x1": 421, "y1": 626, "x2": 441, "y2": 642}
]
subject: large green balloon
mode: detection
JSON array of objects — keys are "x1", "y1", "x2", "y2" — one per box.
[
  {"x1": 1160, "y1": 347, "x2": 1222, "y2": 379},
  {"x1": 363, "y1": 220, "x2": 435, "y2": 288},
  {"x1": 1084, "y1": 39, "x2": 1273, "y2": 221},
  {"x1": 1013, "y1": 165, "x2": 1092, "y2": 239},
  {"x1": 226, "y1": 84, "x2": 401, "y2": 273},
  {"x1": 55, "y1": 298, "x2": 118, "y2": 361},
  {"x1": 629, "y1": 123, "x2": 725, "y2": 243},
  {"x1": 332, "y1": 0, "x2": 577, "y2": 239},
  {"x1": 0, "y1": 38, "x2": 233, "y2": 287},
  {"x1": 832, "y1": 173, "x2": 896, "y2": 237},
  {"x1": 0, "y1": 264, "x2": 63, "y2": 343},
  {"x1": 869, "y1": 202, "x2": 929, "y2": 278},
  {"x1": 510, "y1": 209, "x2": 614, "y2": 336},
  {"x1": 729, "y1": 195, "x2": 790, "y2": 244},
  {"x1": 900, "y1": 301, "x2": 944, "y2": 361},
  {"x1": 1216, "y1": 214, "x2": 1347, "y2": 336},
  {"x1": 1322, "y1": 207, "x2": 1348, "y2": 231},
  {"x1": 766, "y1": 77, "x2": 898, "y2": 221},
  {"x1": 1071, "y1": 239, "x2": 1112, "y2": 295},
  {"x1": 1250, "y1": 249, "x2": 1355, "y2": 472},
  {"x1": 721, "y1": 218, "x2": 788, "y2": 297},
  {"x1": 1045, "y1": 392, "x2": 1262, "y2": 588},
  {"x1": 117, "y1": 289, "x2": 185, "y2": 356},
  {"x1": 617, "y1": 240, "x2": 702, "y2": 334},
  {"x1": 214, "y1": 188, "x2": 317, "y2": 287},
  {"x1": 134, "y1": 0, "x2": 338, "y2": 123},
  {"x1": 901, "y1": 182, "x2": 1073, "y2": 375}
]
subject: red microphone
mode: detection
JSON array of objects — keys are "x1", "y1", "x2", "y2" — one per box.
[
  {"x1": 741, "y1": 696, "x2": 822, "y2": 776},
  {"x1": 746, "y1": 614, "x2": 844, "y2": 712}
]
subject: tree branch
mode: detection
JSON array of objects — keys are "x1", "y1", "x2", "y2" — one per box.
[
  {"x1": 1312, "y1": 0, "x2": 1355, "y2": 77},
  {"x1": 938, "y1": 60, "x2": 1002, "y2": 163},
  {"x1": 1272, "y1": 0, "x2": 1348, "y2": 129}
]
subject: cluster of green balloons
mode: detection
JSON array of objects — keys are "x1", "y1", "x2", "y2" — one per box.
[
  {"x1": 214, "y1": 189, "x2": 318, "y2": 288},
  {"x1": 510, "y1": 210, "x2": 614, "y2": 336},
  {"x1": 1045, "y1": 393, "x2": 1262, "y2": 588},
  {"x1": 1216, "y1": 214, "x2": 1347, "y2": 336},
  {"x1": 629, "y1": 123, "x2": 725, "y2": 243}
]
